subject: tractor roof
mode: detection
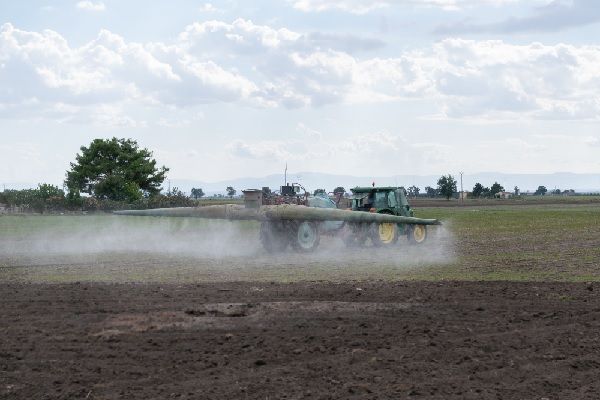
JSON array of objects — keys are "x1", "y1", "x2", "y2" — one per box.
[{"x1": 351, "y1": 186, "x2": 404, "y2": 193}]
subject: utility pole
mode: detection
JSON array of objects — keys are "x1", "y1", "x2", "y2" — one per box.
[{"x1": 460, "y1": 171, "x2": 464, "y2": 203}]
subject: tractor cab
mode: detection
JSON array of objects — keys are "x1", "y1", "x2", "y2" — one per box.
[{"x1": 350, "y1": 187, "x2": 414, "y2": 217}]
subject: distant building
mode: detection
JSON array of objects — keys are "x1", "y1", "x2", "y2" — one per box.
[
  {"x1": 459, "y1": 191, "x2": 469, "y2": 200},
  {"x1": 0, "y1": 203, "x2": 6, "y2": 213},
  {"x1": 494, "y1": 191, "x2": 513, "y2": 199}
]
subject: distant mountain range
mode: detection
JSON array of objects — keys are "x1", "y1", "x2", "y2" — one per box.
[
  {"x1": 5, "y1": 172, "x2": 599, "y2": 195},
  {"x1": 169, "y1": 172, "x2": 600, "y2": 195}
]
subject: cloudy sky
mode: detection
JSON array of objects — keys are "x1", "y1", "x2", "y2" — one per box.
[{"x1": 1, "y1": 0, "x2": 599, "y2": 187}]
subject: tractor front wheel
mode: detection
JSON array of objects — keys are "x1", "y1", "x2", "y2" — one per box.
[{"x1": 407, "y1": 224, "x2": 427, "y2": 245}]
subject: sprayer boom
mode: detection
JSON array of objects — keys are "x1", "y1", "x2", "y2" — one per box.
[{"x1": 114, "y1": 204, "x2": 440, "y2": 225}]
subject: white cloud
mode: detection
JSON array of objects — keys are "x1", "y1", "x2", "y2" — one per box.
[
  {"x1": 1, "y1": 20, "x2": 599, "y2": 124},
  {"x1": 291, "y1": 0, "x2": 389, "y2": 14},
  {"x1": 429, "y1": 39, "x2": 600, "y2": 119},
  {"x1": 290, "y1": 0, "x2": 523, "y2": 14},
  {"x1": 297, "y1": 122, "x2": 322, "y2": 139},
  {"x1": 586, "y1": 136, "x2": 600, "y2": 147},
  {"x1": 199, "y1": 3, "x2": 220, "y2": 13},
  {"x1": 228, "y1": 139, "x2": 298, "y2": 160},
  {"x1": 76, "y1": 1, "x2": 106, "y2": 12}
]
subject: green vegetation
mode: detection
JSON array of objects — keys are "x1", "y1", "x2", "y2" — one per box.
[
  {"x1": 190, "y1": 188, "x2": 205, "y2": 199},
  {"x1": 0, "y1": 184, "x2": 65, "y2": 213},
  {"x1": 1, "y1": 203, "x2": 599, "y2": 283},
  {"x1": 226, "y1": 186, "x2": 236, "y2": 198},
  {"x1": 437, "y1": 174, "x2": 457, "y2": 200},
  {"x1": 66, "y1": 137, "x2": 168, "y2": 202},
  {"x1": 411, "y1": 204, "x2": 600, "y2": 281},
  {"x1": 535, "y1": 185, "x2": 548, "y2": 196}
]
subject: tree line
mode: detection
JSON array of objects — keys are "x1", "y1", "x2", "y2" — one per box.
[
  {"x1": 0, "y1": 138, "x2": 580, "y2": 213},
  {"x1": 404, "y1": 175, "x2": 571, "y2": 199}
]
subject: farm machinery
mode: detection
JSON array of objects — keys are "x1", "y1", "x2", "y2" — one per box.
[{"x1": 115, "y1": 184, "x2": 440, "y2": 253}]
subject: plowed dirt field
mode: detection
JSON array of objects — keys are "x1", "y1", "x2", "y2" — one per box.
[{"x1": 2, "y1": 281, "x2": 600, "y2": 399}]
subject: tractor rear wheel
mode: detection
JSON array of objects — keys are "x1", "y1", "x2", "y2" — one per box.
[
  {"x1": 370, "y1": 222, "x2": 398, "y2": 247},
  {"x1": 407, "y1": 224, "x2": 427, "y2": 245},
  {"x1": 342, "y1": 223, "x2": 368, "y2": 247},
  {"x1": 291, "y1": 221, "x2": 320, "y2": 252},
  {"x1": 260, "y1": 221, "x2": 289, "y2": 253}
]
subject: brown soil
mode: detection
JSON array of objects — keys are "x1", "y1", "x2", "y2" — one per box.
[{"x1": 2, "y1": 281, "x2": 600, "y2": 399}]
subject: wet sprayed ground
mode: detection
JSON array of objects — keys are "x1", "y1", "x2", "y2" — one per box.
[{"x1": 2, "y1": 281, "x2": 600, "y2": 399}]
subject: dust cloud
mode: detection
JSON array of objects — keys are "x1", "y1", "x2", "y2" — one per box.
[{"x1": 0, "y1": 215, "x2": 456, "y2": 281}]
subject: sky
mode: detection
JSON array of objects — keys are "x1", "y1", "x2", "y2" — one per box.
[{"x1": 1, "y1": 0, "x2": 599, "y2": 188}]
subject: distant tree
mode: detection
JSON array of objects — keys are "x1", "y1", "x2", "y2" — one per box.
[
  {"x1": 333, "y1": 186, "x2": 345, "y2": 195},
  {"x1": 190, "y1": 188, "x2": 205, "y2": 199},
  {"x1": 490, "y1": 182, "x2": 505, "y2": 197},
  {"x1": 226, "y1": 186, "x2": 236, "y2": 198},
  {"x1": 313, "y1": 188, "x2": 326, "y2": 196},
  {"x1": 534, "y1": 186, "x2": 548, "y2": 196},
  {"x1": 37, "y1": 183, "x2": 64, "y2": 200},
  {"x1": 0, "y1": 184, "x2": 66, "y2": 213},
  {"x1": 437, "y1": 174, "x2": 457, "y2": 200},
  {"x1": 65, "y1": 138, "x2": 168, "y2": 202},
  {"x1": 552, "y1": 188, "x2": 561, "y2": 195},
  {"x1": 424, "y1": 186, "x2": 437, "y2": 198},
  {"x1": 472, "y1": 183, "x2": 484, "y2": 198},
  {"x1": 407, "y1": 185, "x2": 420, "y2": 197},
  {"x1": 514, "y1": 186, "x2": 520, "y2": 196}
]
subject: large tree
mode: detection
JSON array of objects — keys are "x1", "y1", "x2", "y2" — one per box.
[
  {"x1": 65, "y1": 138, "x2": 168, "y2": 202},
  {"x1": 490, "y1": 182, "x2": 505, "y2": 197},
  {"x1": 472, "y1": 183, "x2": 484, "y2": 198},
  {"x1": 437, "y1": 174, "x2": 457, "y2": 200},
  {"x1": 190, "y1": 188, "x2": 205, "y2": 199},
  {"x1": 534, "y1": 185, "x2": 548, "y2": 196}
]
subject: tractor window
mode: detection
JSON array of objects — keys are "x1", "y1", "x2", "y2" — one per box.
[
  {"x1": 388, "y1": 192, "x2": 398, "y2": 208},
  {"x1": 374, "y1": 192, "x2": 388, "y2": 209}
]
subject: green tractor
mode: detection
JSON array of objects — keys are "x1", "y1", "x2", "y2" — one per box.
[{"x1": 344, "y1": 186, "x2": 428, "y2": 247}]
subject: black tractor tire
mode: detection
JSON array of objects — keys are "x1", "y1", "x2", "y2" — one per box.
[
  {"x1": 342, "y1": 223, "x2": 368, "y2": 248},
  {"x1": 260, "y1": 221, "x2": 289, "y2": 253}
]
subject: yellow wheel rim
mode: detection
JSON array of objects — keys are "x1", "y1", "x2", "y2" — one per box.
[
  {"x1": 378, "y1": 223, "x2": 396, "y2": 244},
  {"x1": 413, "y1": 225, "x2": 426, "y2": 243}
]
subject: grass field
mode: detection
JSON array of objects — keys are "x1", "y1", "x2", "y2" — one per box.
[{"x1": 1, "y1": 203, "x2": 599, "y2": 282}]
